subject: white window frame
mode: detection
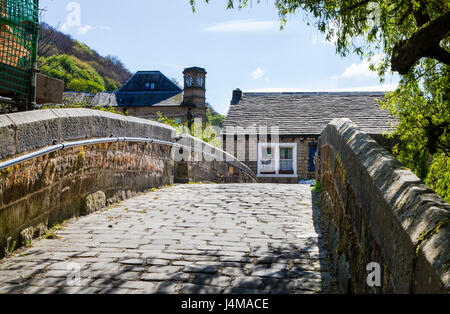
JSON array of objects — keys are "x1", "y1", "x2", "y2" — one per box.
[{"x1": 257, "y1": 143, "x2": 297, "y2": 178}]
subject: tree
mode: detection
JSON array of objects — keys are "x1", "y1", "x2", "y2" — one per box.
[
  {"x1": 191, "y1": 0, "x2": 450, "y2": 201},
  {"x1": 156, "y1": 112, "x2": 222, "y2": 148},
  {"x1": 206, "y1": 102, "x2": 226, "y2": 127}
]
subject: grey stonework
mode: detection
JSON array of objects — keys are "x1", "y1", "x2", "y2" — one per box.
[
  {"x1": 316, "y1": 118, "x2": 449, "y2": 294},
  {"x1": 222, "y1": 92, "x2": 399, "y2": 183},
  {"x1": 0, "y1": 184, "x2": 334, "y2": 294},
  {"x1": 83, "y1": 191, "x2": 107, "y2": 215},
  {"x1": 0, "y1": 109, "x2": 256, "y2": 258}
]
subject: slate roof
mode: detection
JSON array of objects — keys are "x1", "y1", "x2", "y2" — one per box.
[
  {"x1": 224, "y1": 92, "x2": 397, "y2": 135},
  {"x1": 62, "y1": 71, "x2": 184, "y2": 108},
  {"x1": 118, "y1": 71, "x2": 182, "y2": 93},
  {"x1": 116, "y1": 71, "x2": 183, "y2": 107}
]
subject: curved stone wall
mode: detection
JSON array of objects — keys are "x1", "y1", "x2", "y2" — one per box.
[
  {"x1": 316, "y1": 118, "x2": 449, "y2": 293},
  {"x1": 0, "y1": 109, "x2": 256, "y2": 257}
]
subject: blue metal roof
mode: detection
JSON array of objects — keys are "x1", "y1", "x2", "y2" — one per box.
[{"x1": 116, "y1": 71, "x2": 182, "y2": 107}]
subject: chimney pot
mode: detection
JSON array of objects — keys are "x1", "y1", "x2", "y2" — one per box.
[{"x1": 232, "y1": 89, "x2": 242, "y2": 104}]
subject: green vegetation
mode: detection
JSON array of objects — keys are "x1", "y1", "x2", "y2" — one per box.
[
  {"x1": 40, "y1": 54, "x2": 106, "y2": 92},
  {"x1": 156, "y1": 111, "x2": 222, "y2": 147},
  {"x1": 38, "y1": 23, "x2": 131, "y2": 93},
  {"x1": 194, "y1": 1, "x2": 450, "y2": 202},
  {"x1": 41, "y1": 228, "x2": 58, "y2": 240},
  {"x1": 415, "y1": 218, "x2": 450, "y2": 255},
  {"x1": 382, "y1": 60, "x2": 449, "y2": 203},
  {"x1": 41, "y1": 96, "x2": 127, "y2": 116},
  {"x1": 8, "y1": 241, "x2": 16, "y2": 255},
  {"x1": 425, "y1": 153, "x2": 450, "y2": 203},
  {"x1": 206, "y1": 103, "x2": 226, "y2": 127},
  {"x1": 312, "y1": 180, "x2": 322, "y2": 193}
]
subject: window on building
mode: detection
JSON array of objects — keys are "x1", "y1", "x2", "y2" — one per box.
[
  {"x1": 145, "y1": 82, "x2": 155, "y2": 89},
  {"x1": 279, "y1": 147, "x2": 294, "y2": 174},
  {"x1": 257, "y1": 143, "x2": 297, "y2": 177}
]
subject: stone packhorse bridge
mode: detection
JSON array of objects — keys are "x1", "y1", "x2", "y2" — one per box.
[{"x1": 0, "y1": 110, "x2": 448, "y2": 294}]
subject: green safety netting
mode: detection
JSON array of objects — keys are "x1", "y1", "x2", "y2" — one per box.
[{"x1": 0, "y1": 0, "x2": 39, "y2": 98}]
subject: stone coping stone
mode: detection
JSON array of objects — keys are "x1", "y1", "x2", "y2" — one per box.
[
  {"x1": 0, "y1": 109, "x2": 174, "y2": 160},
  {"x1": 0, "y1": 109, "x2": 255, "y2": 178},
  {"x1": 320, "y1": 118, "x2": 449, "y2": 293}
]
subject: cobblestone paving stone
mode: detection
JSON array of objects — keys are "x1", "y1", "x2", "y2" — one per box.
[{"x1": 0, "y1": 184, "x2": 333, "y2": 294}]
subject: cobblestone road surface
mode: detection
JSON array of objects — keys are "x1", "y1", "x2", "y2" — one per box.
[{"x1": 0, "y1": 184, "x2": 332, "y2": 294}]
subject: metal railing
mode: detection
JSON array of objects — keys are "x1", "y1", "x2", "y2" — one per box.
[{"x1": 0, "y1": 136, "x2": 256, "y2": 178}]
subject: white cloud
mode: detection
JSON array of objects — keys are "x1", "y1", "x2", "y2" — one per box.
[
  {"x1": 250, "y1": 67, "x2": 265, "y2": 80},
  {"x1": 336, "y1": 54, "x2": 384, "y2": 79},
  {"x1": 61, "y1": 24, "x2": 112, "y2": 35},
  {"x1": 340, "y1": 60, "x2": 377, "y2": 78},
  {"x1": 76, "y1": 25, "x2": 93, "y2": 35},
  {"x1": 203, "y1": 20, "x2": 278, "y2": 33}
]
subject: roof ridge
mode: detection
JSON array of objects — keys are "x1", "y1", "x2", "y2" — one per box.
[
  {"x1": 135, "y1": 70, "x2": 163, "y2": 73},
  {"x1": 243, "y1": 91, "x2": 387, "y2": 96}
]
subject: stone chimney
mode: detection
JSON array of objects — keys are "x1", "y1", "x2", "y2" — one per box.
[
  {"x1": 231, "y1": 88, "x2": 242, "y2": 105},
  {"x1": 182, "y1": 66, "x2": 206, "y2": 108}
]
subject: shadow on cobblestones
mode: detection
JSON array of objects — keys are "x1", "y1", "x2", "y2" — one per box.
[{"x1": 0, "y1": 184, "x2": 336, "y2": 294}]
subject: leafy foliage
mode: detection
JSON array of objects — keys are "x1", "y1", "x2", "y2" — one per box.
[
  {"x1": 38, "y1": 23, "x2": 131, "y2": 92},
  {"x1": 192, "y1": 0, "x2": 450, "y2": 202},
  {"x1": 425, "y1": 153, "x2": 450, "y2": 203},
  {"x1": 206, "y1": 103, "x2": 226, "y2": 127},
  {"x1": 156, "y1": 112, "x2": 222, "y2": 147},
  {"x1": 312, "y1": 180, "x2": 322, "y2": 193},
  {"x1": 41, "y1": 96, "x2": 127, "y2": 116},
  {"x1": 192, "y1": 1, "x2": 449, "y2": 75},
  {"x1": 382, "y1": 61, "x2": 449, "y2": 180},
  {"x1": 39, "y1": 54, "x2": 106, "y2": 92}
]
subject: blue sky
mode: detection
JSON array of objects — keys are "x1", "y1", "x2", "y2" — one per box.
[{"x1": 39, "y1": 0, "x2": 399, "y2": 115}]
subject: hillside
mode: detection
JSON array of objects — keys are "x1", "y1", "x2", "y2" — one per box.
[{"x1": 38, "y1": 23, "x2": 131, "y2": 92}]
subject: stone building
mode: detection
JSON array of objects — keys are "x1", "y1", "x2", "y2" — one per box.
[
  {"x1": 63, "y1": 66, "x2": 207, "y2": 124},
  {"x1": 223, "y1": 90, "x2": 396, "y2": 183}
]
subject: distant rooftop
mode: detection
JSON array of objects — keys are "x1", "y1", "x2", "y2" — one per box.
[
  {"x1": 183, "y1": 66, "x2": 207, "y2": 73},
  {"x1": 224, "y1": 91, "x2": 397, "y2": 135},
  {"x1": 242, "y1": 91, "x2": 387, "y2": 96}
]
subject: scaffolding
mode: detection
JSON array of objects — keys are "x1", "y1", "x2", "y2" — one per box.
[{"x1": 0, "y1": 0, "x2": 39, "y2": 109}]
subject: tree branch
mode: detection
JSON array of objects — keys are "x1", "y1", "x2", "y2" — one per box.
[
  {"x1": 413, "y1": 0, "x2": 431, "y2": 27},
  {"x1": 391, "y1": 11, "x2": 450, "y2": 74}
]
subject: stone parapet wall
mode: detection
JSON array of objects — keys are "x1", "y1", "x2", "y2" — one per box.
[
  {"x1": 173, "y1": 134, "x2": 256, "y2": 184},
  {"x1": 0, "y1": 109, "x2": 256, "y2": 257},
  {"x1": 316, "y1": 118, "x2": 449, "y2": 293},
  {"x1": 0, "y1": 108, "x2": 174, "y2": 160},
  {"x1": 0, "y1": 142, "x2": 173, "y2": 258}
]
